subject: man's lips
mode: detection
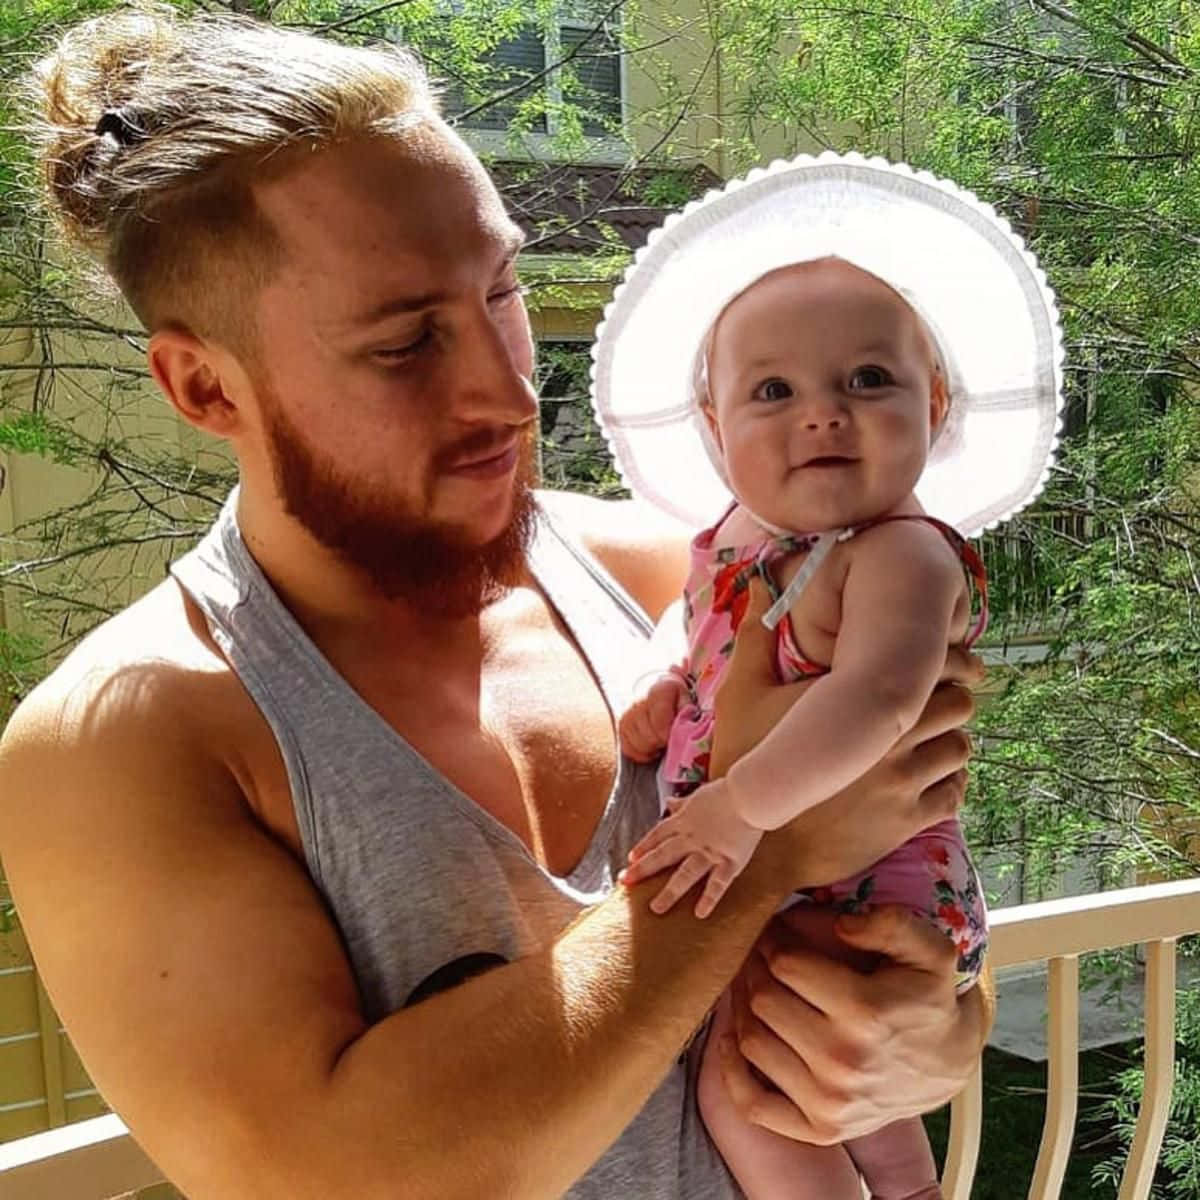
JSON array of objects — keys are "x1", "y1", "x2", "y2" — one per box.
[{"x1": 445, "y1": 441, "x2": 520, "y2": 479}]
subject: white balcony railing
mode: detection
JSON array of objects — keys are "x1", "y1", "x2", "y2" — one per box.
[
  {"x1": 2, "y1": 879, "x2": 1198, "y2": 1200},
  {"x1": 943, "y1": 878, "x2": 1200, "y2": 1200}
]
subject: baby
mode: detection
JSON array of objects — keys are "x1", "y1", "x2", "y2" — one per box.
[
  {"x1": 616, "y1": 255, "x2": 988, "y2": 1200},
  {"x1": 592, "y1": 152, "x2": 1062, "y2": 1199}
]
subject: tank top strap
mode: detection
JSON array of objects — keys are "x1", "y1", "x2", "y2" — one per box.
[
  {"x1": 848, "y1": 514, "x2": 990, "y2": 646},
  {"x1": 758, "y1": 528, "x2": 852, "y2": 630}
]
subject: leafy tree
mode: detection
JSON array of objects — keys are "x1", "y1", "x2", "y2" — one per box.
[
  {"x1": 2, "y1": 1, "x2": 1199, "y2": 1188},
  {"x1": 0, "y1": 0, "x2": 662, "y2": 702}
]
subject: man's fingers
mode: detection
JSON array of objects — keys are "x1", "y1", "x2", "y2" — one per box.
[
  {"x1": 649, "y1": 854, "x2": 710, "y2": 914},
  {"x1": 717, "y1": 1034, "x2": 818, "y2": 1141},
  {"x1": 900, "y1": 684, "x2": 974, "y2": 751},
  {"x1": 723, "y1": 1017, "x2": 857, "y2": 1145},
  {"x1": 919, "y1": 769, "x2": 968, "y2": 824},
  {"x1": 755, "y1": 936, "x2": 871, "y2": 1022},
  {"x1": 719, "y1": 577, "x2": 776, "y2": 698},
  {"x1": 942, "y1": 644, "x2": 986, "y2": 689},
  {"x1": 908, "y1": 729, "x2": 971, "y2": 795},
  {"x1": 832, "y1": 905, "x2": 959, "y2": 977}
]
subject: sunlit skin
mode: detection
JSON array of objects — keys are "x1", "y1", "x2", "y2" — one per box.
[
  {"x1": 704, "y1": 258, "x2": 947, "y2": 536},
  {"x1": 162, "y1": 124, "x2": 542, "y2": 642},
  {"x1": 0, "y1": 117, "x2": 992, "y2": 1200}
]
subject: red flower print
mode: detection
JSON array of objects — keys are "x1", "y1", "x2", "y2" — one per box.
[
  {"x1": 712, "y1": 560, "x2": 753, "y2": 629},
  {"x1": 808, "y1": 887, "x2": 834, "y2": 905},
  {"x1": 937, "y1": 903, "x2": 967, "y2": 931},
  {"x1": 925, "y1": 844, "x2": 951, "y2": 866}
]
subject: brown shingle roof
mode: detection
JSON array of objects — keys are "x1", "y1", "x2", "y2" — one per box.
[{"x1": 490, "y1": 160, "x2": 722, "y2": 255}]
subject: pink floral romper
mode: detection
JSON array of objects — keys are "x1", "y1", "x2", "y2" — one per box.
[{"x1": 660, "y1": 513, "x2": 990, "y2": 990}]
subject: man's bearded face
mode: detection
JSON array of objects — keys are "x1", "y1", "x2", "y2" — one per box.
[{"x1": 261, "y1": 387, "x2": 538, "y2": 618}]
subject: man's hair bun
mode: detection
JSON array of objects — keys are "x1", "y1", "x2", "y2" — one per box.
[{"x1": 23, "y1": 3, "x2": 437, "y2": 336}]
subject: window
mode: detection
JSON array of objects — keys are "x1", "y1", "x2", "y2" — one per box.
[{"x1": 445, "y1": 3, "x2": 625, "y2": 154}]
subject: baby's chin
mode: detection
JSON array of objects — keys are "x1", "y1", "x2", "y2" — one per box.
[
  {"x1": 749, "y1": 491, "x2": 912, "y2": 535},
  {"x1": 747, "y1": 496, "x2": 868, "y2": 535}
]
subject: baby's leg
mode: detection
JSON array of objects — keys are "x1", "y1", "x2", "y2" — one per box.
[
  {"x1": 846, "y1": 1118, "x2": 942, "y2": 1199},
  {"x1": 699, "y1": 993, "x2": 863, "y2": 1199}
]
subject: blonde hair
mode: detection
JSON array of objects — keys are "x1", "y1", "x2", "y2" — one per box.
[{"x1": 27, "y1": 3, "x2": 439, "y2": 344}]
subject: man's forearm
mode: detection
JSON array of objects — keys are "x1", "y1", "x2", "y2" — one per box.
[{"x1": 309, "y1": 861, "x2": 785, "y2": 1200}]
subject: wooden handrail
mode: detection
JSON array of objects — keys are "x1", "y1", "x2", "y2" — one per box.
[
  {"x1": 3, "y1": 880, "x2": 1198, "y2": 1200},
  {"x1": 943, "y1": 878, "x2": 1200, "y2": 1200},
  {"x1": 987, "y1": 878, "x2": 1200, "y2": 967},
  {"x1": 0, "y1": 1114, "x2": 162, "y2": 1200}
]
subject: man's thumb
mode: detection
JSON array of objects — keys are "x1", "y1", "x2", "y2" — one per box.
[
  {"x1": 726, "y1": 575, "x2": 774, "y2": 677},
  {"x1": 833, "y1": 905, "x2": 958, "y2": 975}
]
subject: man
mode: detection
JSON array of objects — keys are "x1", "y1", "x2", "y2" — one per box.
[{"x1": 0, "y1": 9, "x2": 988, "y2": 1197}]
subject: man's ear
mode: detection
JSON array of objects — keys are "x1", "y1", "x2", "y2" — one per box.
[
  {"x1": 928, "y1": 369, "x2": 949, "y2": 437},
  {"x1": 147, "y1": 327, "x2": 250, "y2": 438}
]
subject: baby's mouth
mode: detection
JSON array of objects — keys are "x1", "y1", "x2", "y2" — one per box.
[{"x1": 801, "y1": 455, "x2": 856, "y2": 469}]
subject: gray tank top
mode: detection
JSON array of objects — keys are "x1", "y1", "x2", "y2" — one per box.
[{"x1": 170, "y1": 492, "x2": 735, "y2": 1199}]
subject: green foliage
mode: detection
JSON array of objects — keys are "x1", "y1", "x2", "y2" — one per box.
[
  {"x1": 1094, "y1": 977, "x2": 1200, "y2": 1198},
  {"x1": 0, "y1": 0, "x2": 1196, "y2": 1188},
  {"x1": 0, "y1": 411, "x2": 84, "y2": 464}
]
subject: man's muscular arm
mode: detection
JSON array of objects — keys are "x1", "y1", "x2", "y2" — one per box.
[
  {"x1": 0, "y1": 653, "x2": 964, "y2": 1200},
  {"x1": 0, "y1": 498, "x2": 978, "y2": 1200},
  {"x1": 0, "y1": 662, "x2": 787, "y2": 1200}
]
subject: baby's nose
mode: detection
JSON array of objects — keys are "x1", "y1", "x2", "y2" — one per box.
[{"x1": 804, "y1": 410, "x2": 845, "y2": 431}]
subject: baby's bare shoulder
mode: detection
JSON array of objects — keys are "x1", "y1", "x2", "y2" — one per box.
[{"x1": 845, "y1": 517, "x2": 964, "y2": 581}]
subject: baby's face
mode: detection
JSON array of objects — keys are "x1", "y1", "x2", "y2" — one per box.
[{"x1": 705, "y1": 258, "x2": 946, "y2": 532}]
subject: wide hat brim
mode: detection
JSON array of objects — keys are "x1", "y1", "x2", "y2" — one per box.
[{"x1": 590, "y1": 153, "x2": 1064, "y2": 537}]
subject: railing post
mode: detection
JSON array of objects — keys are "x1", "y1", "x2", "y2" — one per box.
[
  {"x1": 1117, "y1": 939, "x2": 1178, "y2": 1200},
  {"x1": 942, "y1": 1062, "x2": 983, "y2": 1200},
  {"x1": 1028, "y1": 954, "x2": 1079, "y2": 1200}
]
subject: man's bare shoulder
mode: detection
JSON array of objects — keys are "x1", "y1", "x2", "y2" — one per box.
[
  {"x1": 536, "y1": 489, "x2": 696, "y2": 621},
  {"x1": 1, "y1": 577, "x2": 233, "y2": 763}
]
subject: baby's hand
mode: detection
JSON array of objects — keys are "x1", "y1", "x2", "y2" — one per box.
[
  {"x1": 621, "y1": 779, "x2": 763, "y2": 918},
  {"x1": 618, "y1": 672, "x2": 689, "y2": 763}
]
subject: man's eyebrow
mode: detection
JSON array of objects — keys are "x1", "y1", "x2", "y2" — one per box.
[
  {"x1": 350, "y1": 289, "x2": 449, "y2": 328},
  {"x1": 346, "y1": 225, "x2": 527, "y2": 330},
  {"x1": 500, "y1": 223, "x2": 528, "y2": 259}
]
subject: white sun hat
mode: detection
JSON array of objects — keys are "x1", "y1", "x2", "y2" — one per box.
[{"x1": 590, "y1": 152, "x2": 1064, "y2": 537}]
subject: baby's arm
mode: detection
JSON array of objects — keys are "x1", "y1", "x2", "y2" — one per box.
[
  {"x1": 618, "y1": 599, "x2": 689, "y2": 762},
  {"x1": 727, "y1": 522, "x2": 966, "y2": 831}
]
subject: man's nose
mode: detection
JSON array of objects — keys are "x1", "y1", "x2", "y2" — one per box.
[{"x1": 453, "y1": 305, "x2": 539, "y2": 427}]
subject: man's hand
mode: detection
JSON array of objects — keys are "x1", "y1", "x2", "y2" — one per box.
[
  {"x1": 621, "y1": 779, "x2": 763, "y2": 917},
  {"x1": 618, "y1": 672, "x2": 689, "y2": 763},
  {"x1": 718, "y1": 905, "x2": 986, "y2": 1143},
  {"x1": 713, "y1": 576, "x2": 983, "y2": 892}
]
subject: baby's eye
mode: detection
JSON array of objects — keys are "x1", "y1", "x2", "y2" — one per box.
[
  {"x1": 848, "y1": 365, "x2": 893, "y2": 391},
  {"x1": 753, "y1": 378, "x2": 793, "y2": 402}
]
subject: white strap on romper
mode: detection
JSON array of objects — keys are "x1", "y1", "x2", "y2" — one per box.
[{"x1": 760, "y1": 528, "x2": 855, "y2": 631}]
